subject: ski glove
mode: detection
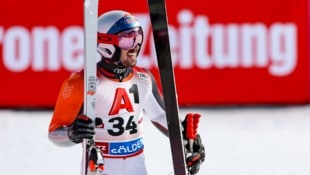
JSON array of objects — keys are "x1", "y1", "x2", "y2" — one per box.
[
  {"x1": 182, "y1": 113, "x2": 206, "y2": 175},
  {"x1": 68, "y1": 115, "x2": 95, "y2": 144}
]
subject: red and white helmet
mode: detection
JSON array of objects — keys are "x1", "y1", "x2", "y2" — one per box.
[{"x1": 97, "y1": 10, "x2": 144, "y2": 62}]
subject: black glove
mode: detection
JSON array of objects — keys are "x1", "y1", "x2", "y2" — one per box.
[
  {"x1": 182, "y1": 113, "x2": 206, "y2": 175},
  {"x1": 185, "y1": 134, "x2": 205, "y2": 174},
  {"x1": 68, "y1": 115, "x2": 95, "y2": 143}
]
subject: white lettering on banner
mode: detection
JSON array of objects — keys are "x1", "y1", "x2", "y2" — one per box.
[
  {"x1": 0, "y1": 26, "x2": 83, "y2": 72},
  {"x1": 0, "y1": 10, "x2": 297, "y2": 76},
  {"x1": 62, "y1": 26, "x2": 84, "y2": 70},
  {"x1": 177, "y1": 10, "x2": 297, "y2": 76},
  {"x1": 32, "y1": 27, "x2": 59, "y2": 71},
  {"x1": 1, "y1": 26, "x2": 31, "y2": 72}
]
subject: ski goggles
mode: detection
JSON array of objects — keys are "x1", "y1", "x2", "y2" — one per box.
[{"x1": 98, "y1": 28, "x2": 143, "y2": 50}]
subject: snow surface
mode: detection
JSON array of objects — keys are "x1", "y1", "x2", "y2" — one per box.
[{"x1": 1, "y1": 105, "x2": 310, "y2": 175}]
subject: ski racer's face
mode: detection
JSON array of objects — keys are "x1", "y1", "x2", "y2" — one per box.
[{"x1": 119, "y1": 44, "x2": 140, "y2": 67}]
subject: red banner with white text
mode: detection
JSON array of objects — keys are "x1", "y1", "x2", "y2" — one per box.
[{"x1": 0, "y1": 0, "x2": 309, "y2": 108}]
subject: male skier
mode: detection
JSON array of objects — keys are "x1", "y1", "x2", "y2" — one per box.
[{"x1": 48, "y1": 10, "x2": 205, "y2": 175}]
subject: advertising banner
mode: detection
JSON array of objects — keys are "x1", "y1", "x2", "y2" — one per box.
[{"x1": 0, "y1": 0, "x2": 309, "y2": 107}]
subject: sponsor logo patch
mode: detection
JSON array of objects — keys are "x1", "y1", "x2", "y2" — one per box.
[{"x1": 96, "y1": 137, "x2": 144, "y2": 157}]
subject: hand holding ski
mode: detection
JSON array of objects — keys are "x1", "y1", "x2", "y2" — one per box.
[
  {"x1": 68, "y1": 115, "x2": 95, "y2": 143},
  {"x1": 182, "y1": 114, "x2": 205, "y2": 174}
]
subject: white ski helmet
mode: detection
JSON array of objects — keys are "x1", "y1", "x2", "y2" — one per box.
[{"x1": 97, "y1": 10, "x2": 144, "y2": 62}]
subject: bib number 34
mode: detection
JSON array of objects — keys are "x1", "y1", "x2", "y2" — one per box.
[{"x1": 108, "y1": 115, "x2": 138, "y2": 136}]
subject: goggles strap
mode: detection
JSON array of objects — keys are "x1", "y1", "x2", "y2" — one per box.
[{"x1": 97, "y1": 33, "x2": 118, "y2": 45}]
